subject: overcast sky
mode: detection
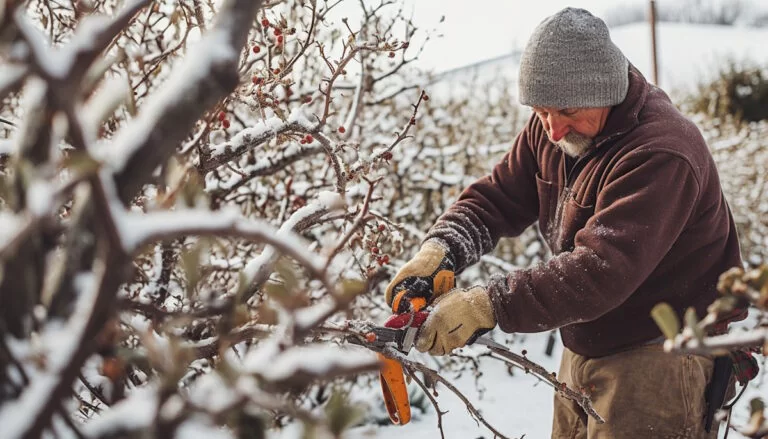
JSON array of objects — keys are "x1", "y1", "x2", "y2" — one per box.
[
  {"x1": 326, "y1": 0, "x2": 761, "y2": 73},
  {"x1": 406, "y1": 0, "x2": 632, "y2": 72}
]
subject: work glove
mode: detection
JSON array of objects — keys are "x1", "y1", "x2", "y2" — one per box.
[
  {"x1": 415, "y1": 285, "x2": 496, "y2": 356},
  {"x1": 385, "y1": 241, "x2": 456, "y2": 314}
]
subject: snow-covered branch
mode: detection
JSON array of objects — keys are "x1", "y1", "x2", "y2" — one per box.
[
  {"x1": 112, "y1": 205, "x2": 339, "y2": 296},
  {"x1": 111, "y1": 0, "x2": 265, "y2": 204}
]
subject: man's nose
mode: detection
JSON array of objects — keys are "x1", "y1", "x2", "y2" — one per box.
[{"x1": 549, "y1": 119, "x2": 569, "y2": 142}]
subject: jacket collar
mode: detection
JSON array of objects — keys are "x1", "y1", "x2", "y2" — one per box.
[{"x1": 593, "y1": 64, "x2": 649, "y2": 148}]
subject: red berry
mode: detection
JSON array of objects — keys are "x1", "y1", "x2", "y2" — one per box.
[
  {"x1": 365, "y1": 332, "x2": 377, "y2": 343},
  {"x1": 277, "y1": 35, "x2": 283, "y2": 44},
  {"x1": 423, "y1": 93, "x2": 430, "y2": 101},
  {"x1": 300, "y1": 139, "x2": 306, "y2": 145},
  {"x1": 378, "y1": 224, "x2": 386, "y2": 232},
  {"x1": 338, "y1": 126, "x2": 346, "y2": 134},
  {"x1": 274, "y1": 28, "x2": 281, "y2": 36},
  {"x1": 252, "y1": 45, "x2": 260, "y2": 54},
  {"x1": 303, "y1": 96, "x2": 312, "y2": 103},
  {"x1": 410, "y1": 117, "x2": 416, "y2": 125},
  {"x1": 222, "y1": 119, "x2": 230, "y2": 129},
  {"x1": 388, "y1": 51, "x2": 395, "y2": 58},
  {"x1": 305, "y1": 134, "x2": 313, "y2": 143},
  {"x1": 252, "y1": 76, "x2": 262, "y2": 85},
  {"x1": 381, "y1": 255, "x2": 390, "y2": 264},
  {"x1": 371, "y1": 247, "x2": 379, "y2": 254},
  {"x1": 382, "y1": 151, "x2": 393, "y2": 160},
  {"x1": 217, "y1": 111, "x2": 226, "y2": 121},
  {"x1": 402, "y1": 42, "x2": 410, "y2": 49},
  {"x1": 261, "y1": 18, "x2": 269, "y2": 27},
  {"x1": 273, "y1": 68, "x2": 280, "y2": 75}
]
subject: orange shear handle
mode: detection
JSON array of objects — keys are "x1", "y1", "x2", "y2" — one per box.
[
  {"x1": 379, "y1": 271, "x2": 454, "y2": 425},
  {"x1": 378, "y1": 354, "x2": 411, "y2": 424}
]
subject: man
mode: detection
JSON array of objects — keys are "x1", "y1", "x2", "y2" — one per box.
[{"x1": 384, "y1": 7, "x2": 744, "y2": 438}]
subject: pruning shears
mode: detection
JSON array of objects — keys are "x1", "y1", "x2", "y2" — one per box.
[
  {"x1": 348, "y1": 310, "x2": 427, "y2": 425},
  {"x1": 349, "y1": 270, "x2": 508, "y2": 425}
]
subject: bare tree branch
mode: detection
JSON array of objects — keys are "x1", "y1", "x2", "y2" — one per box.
[{"x1": 114, "y1": 0, "x2": 266, "y2": 205}]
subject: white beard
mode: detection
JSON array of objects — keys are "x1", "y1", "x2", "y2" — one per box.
[{"x1": 554, "y1": 132, "x2": 594, "y2": 158}]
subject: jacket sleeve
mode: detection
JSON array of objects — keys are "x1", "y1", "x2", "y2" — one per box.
[
  {"x1": 424, "y1": 118, "x2": 541, "y2": 273},
  {"x1": 488, "y1": 149, "x2": 700, "y2": 332}
]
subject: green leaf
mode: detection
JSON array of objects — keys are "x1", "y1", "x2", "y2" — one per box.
[
  {"x1": 181, "y1": 168, "x2": 206, "y2": 208},
  {"x1": 234, "y1": 270, "x2": 250, "y2": 304},
  {"x1": 338, "y1": 278, "x2": 366, "y2": 301},
  {"x1": 165, "y1": 155, "x2": 185, "y2": 188},
  {"x1": 125, "y1": 73, "x2": 137, "y2": 117},
  {"x1": 706, "y1": 295, "x2": 738, "y2": 316},
  {"x1": 181, "y1": 239, "x2": 209, "y2": 293},
  {"x1": 750, "y1": 398, "x2": 765, "y2": 416},
  {"x1": 264, "y1": 258, "x2": 305, "y2": 310},
  {"x1": 63, "y1": 151, "x2": 101, "y2": 177},
  {"x1": 684, "y1": 307, "x2": 704, "y2": 340},
  {"x1": 651, "y1": 302, "x2": 680, "y2": 340},
  {"x1": 325, "y1": 390, "x2": 364, "y2": 437}
]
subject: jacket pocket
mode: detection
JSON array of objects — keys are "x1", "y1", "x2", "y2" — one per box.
[
  {"x1": 535, "y1": 172, "x2": 555, "y2": 244},
  {"x1": 554, "y1": 197, "x2": 594, "y2": 254}
]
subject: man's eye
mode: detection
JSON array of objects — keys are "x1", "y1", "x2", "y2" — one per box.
[{"x1": 561, "y1": 109, "x2": 577, "y2": 116}]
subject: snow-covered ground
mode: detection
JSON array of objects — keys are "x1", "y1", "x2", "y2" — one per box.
[{"x1": 349, "y1": 332, "x2": 561, "y2": 439}]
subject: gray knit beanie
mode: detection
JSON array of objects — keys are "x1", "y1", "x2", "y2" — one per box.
[{"x1": 518, "y1": 7, "x2": 629, "y2": 109}]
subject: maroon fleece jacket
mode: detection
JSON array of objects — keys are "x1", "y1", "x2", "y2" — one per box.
[{"x1": 425, "y1": 66, "x2": 743, "y2": 357}]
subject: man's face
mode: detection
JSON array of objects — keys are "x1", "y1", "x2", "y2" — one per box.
[{"x1": 532, "y1": 106, "x2": 611, "y2": 157}]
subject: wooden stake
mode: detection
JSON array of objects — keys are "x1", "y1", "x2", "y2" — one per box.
[{"x1": 649, "y1": 0, "x2": 659, "y2": 86}]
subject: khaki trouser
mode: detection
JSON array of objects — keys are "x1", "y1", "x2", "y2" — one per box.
[{"x1": 552, "y1": 344, "x2": 724, "y2": 439}]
